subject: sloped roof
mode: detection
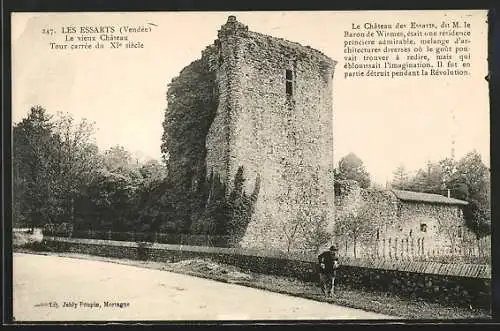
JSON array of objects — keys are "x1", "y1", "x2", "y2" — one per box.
[{"x1": 391, "y1": 189, "x2": 468, "y2": 206}]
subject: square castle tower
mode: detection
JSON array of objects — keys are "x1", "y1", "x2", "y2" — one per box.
[{"x1": 170, "y1": 16, "x2": 337, "y2": 250}]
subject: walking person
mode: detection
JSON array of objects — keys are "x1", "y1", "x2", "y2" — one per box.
[{"x1": 318, "y1": 244, "x2": 340, "y2": 297}]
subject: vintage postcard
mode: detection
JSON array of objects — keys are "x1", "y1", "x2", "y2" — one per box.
[{"x1": 10, "y1": 10, "x2": 491, "y2": 322}]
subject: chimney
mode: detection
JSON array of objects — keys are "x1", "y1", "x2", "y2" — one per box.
[{"x1": 447, "y1": 189, "x2": 451, "y2": 198}]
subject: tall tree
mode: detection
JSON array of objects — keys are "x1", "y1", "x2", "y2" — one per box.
[
  {"x1": 391, "y1": 164, "x2": 410, "y2": 190},
  {"x1": 451, "y1": 151, "x2": 490, "y2": 200},
  {"x1": 13, "y1": 106, "x2": 58, "y2": 229},
  {"x1": 447, "y1": 151, "x2": 490, "y2": 238},
  {"x1": 51, "y1": 112, "x2": 101, "y2": 225},
  {"x1": 14, "y1": 107, "x2": 104, "y2": 230},
  {"x1": 405, "y1": 161, "x2": 445, "y2": 194},
  {"x1": 103, "y1": 145, "x2": 133, "y2": 172},
  {"x1": 334, "y1": 204, "x2": 377, "y2": 258},
  {"x1": 336, "y1": 153, "x2": 371, "y2": 189},
  {"x1": 439, "y1": 157, "x2": 456, "y2": 185}
]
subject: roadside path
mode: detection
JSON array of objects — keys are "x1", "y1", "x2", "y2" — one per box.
[{"x1": 13, "y1": 253, "x2": 395, "y2": 321}]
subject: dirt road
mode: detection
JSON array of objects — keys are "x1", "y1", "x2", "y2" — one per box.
[{"x1": 13, "y1": 253, "x2": 395, "y2": 321}]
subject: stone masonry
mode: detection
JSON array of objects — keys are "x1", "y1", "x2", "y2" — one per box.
[
  {"x1": 170, "y1": 16, "x2": 337, "y2": 250},
  {"x1": 334, "y1": 180, "x2": 478, "y2": 259}
]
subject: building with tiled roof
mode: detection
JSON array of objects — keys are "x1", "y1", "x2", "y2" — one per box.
[{"x1": 334, "y1": 180, "x2": 478, "y2": 260}]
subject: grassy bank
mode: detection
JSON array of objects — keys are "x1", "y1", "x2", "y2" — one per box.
[{"x1": 14, "y1": 248, "x2": 491, "y2": 320}]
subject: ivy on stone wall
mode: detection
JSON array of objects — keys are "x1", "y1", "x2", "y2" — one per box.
[
  {"x1": 188, "y1": 166, "x2": 260, "y2": 246},
  {"x1": 161, "y1": 59, "x2": 218, "y2": 230},
  {"x1": 227, "y1": 167, "x2": 261, "y2": 246}
]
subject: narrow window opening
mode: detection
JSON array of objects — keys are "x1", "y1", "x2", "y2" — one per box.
[{"x1": 285, "y1": 69, "x2": 294, "y2": 97}]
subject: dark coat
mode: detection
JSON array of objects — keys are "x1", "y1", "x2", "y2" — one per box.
[{"x1": 318, "y1": 250, "x2": 339, "y2": 275}]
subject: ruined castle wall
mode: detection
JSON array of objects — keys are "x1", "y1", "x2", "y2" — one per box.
[{"x1": 221, "y1": 30, "x2": 336, "y2": 250}]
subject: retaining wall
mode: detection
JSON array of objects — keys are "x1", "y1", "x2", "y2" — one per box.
[{"x1": 39, "y1": 236, "x2": 491, "y2": 309}]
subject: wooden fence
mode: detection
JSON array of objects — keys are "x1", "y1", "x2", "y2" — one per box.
[{"x1": 338, "y1": 234, "x2": 491, "y2": 264}]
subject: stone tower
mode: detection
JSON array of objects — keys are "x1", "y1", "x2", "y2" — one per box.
[{"x1": 168, "y1": 16, "x2": 337, "y2": 251}]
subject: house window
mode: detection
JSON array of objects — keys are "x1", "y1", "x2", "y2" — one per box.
[
  {"x1": 420, "y1": 223, "x2": 427, "y2": 232},
  {"x1": 286, "y1": 69, "x2": 294, "y2": 97}
]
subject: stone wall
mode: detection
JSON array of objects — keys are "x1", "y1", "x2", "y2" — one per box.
[
  {"x1": 334, "y1": 180, "x2": 480, "y2": 259},
  {"x1": 335, "y1": 180, "x2": 397, "y2": 258},
  {"x1": 166, "y1": 16, "x2": 336, "y2": 250},
  {"x1": 38, "y1": 236, "x2": 491, "y2": 309},
  {"x1": 397, "y1": 201, "x2": 476, "y2": 255},
  {"x1": 204, "y1": 16, "x2": 337, "y2": 250}
]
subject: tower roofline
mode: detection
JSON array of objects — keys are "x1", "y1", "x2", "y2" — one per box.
[{"x1": 217, "y1": 15, "x2": 336, "y2": 68}]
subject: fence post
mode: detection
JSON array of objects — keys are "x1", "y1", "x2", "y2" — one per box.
[
  {"x1": 393, "y1": 237, "x2": 396, "y2": 259},
  {"x1": 422, "y1": 237, "x2": 425, "y2": 257}
]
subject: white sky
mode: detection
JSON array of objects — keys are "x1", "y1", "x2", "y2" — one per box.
[{"x1": 11, "y1": 10, "x2": 490, "y2": 185}]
